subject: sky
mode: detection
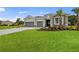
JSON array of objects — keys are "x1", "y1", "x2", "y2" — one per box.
[{"x1": 0, "y1": 7, "x2": 75, "y2": 22}]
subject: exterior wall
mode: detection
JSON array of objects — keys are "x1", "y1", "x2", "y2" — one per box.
[
  {"x1": 53, "y1": 17, "x2": 60, "y2": 25},
  {"x1": 53, "y1": 16, "x2": 66, "y2": 26},
  {"x1": 24, "y1": 14, "x2": 69, "y2": 27}
]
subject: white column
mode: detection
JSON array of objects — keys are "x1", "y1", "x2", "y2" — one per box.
[
  {"x1": 62, "y1": 16, "x2": 64, "y2": 25},
  {"x1": 50, "y1": 19, "x2": 53, "y2": 27},
  {"x1": 43, "y1": 20, "x2": 46, "y2": 27},
  {"x1": 65, "y1": 16, "x2": 68, "y2": 27},
  {"x1": 24, "y1": 20, "x2": 26, "y2": 26},
  {"x1": 34, "y1": 20, "x2": 37, "y2": 27},
  {"x1": 54, "y1": 17, "x2": 55, "y2": 25}
]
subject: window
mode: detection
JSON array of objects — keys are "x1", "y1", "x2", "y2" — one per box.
[{"x1": 55, "y1": 18, "x2": 59, "y2": 23}]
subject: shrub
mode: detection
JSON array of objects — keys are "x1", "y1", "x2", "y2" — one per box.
[
  {"x1": 1, "y1": 24, "x2": 8, "y2": 26},
  {"x1": 67, "y1": 26, "x2": 76, "y2": 30},
  {"x1": 39, "y1": 25, "x2": 65, "y2": 31},
  {"x1": 38, "y1": 25, "x2": 77, "y2": 31}
]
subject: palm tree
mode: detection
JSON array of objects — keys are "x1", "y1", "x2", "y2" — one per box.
[
  {"x1": 72, "y1": 8, "x2": 79, "y2": 30},
  {"x1": 56, "y1": 9, "x2": 64, "y2": 26}
]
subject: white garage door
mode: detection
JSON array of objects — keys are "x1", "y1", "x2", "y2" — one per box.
[
  {"x1": 37, "y1": 21, "x2": 43, "y2": 27},
  {"x1": 25, "y1": 22, "x2": 34, "y2": 27}
]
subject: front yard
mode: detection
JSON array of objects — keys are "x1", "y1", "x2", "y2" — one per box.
[{"x1": 0, "y1": 30, "x2": 79, "y2": 52}]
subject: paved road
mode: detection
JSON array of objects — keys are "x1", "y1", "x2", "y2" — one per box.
[{"x1": 0, "y1": 27, "x2": 40, "y2": 35}]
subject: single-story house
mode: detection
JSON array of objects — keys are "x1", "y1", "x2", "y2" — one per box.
[
  {"x1": 23, "y1": 13, "x2": 69, "y2": 27},
  {"x1": 0, "y1": 20, "x2": 14, "y2": 26}
]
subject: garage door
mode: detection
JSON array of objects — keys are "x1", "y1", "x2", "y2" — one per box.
[
  {"x1": 37, "y1": 21, "x2": 43, "y2": 27},
  {"x1": 25, "y1": 22, "x2": 34, "y2": 27}
]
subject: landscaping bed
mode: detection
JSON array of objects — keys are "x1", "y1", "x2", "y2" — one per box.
[{"x1": 38, "y1": 26, "x2": 77, "y2": 31}]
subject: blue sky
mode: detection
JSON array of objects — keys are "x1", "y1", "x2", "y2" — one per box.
[{"x1": 0, "y1": 7, "x2": 75, "y2": 21}]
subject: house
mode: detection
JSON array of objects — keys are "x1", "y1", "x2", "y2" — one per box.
[
  {"x1": 23, "y1": 13, "x2": 69, "y2": 27},
  {"x1": 0, "y1": 20, "x2": 14, "y2": 26}
]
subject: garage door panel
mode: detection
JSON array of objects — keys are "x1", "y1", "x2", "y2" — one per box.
[
  {"x1": 25, "y1": 22, "x2": 34, "y2": 27},
  {"x1": 37, "y1": 21, "x2": 43, "y2": 27}
]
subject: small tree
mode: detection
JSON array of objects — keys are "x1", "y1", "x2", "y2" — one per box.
[
  {"x1": 15, "y1": 18, "x2": 24, "y2": 26},
  {"x1": 15, "y1": 18, "x2": 20, "y2": 25},
  {"x1": 19, "y1": 21, "x2": 24, "y2": 25},
  {"x1": 68, "y1": 15, "x2": 76, "y2": 25}
]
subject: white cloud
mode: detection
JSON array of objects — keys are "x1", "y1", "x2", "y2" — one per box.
[
  {"x1": 18, "y1": 11, "x2": 27, "y2": 14},
  {"x1": 0, "y1": 18, "x2": 8, "y2": 21},
  {"x1": 0, "y1": 8, "x2": 5, "y2": 12},
  {"x1": 10, "y1": 16, "x2": 23, "y2": 22},
  {"x1": 0, "y1": 18, "x2": 3, "y2": 20},
  {"x1": 40, "y1": 12, "x2": 46, "y2": 15},
  {"x1": 0, "y1": 17, "x2": 22, "y2": 22},
  {"x1": 40, "y1": 12, "x2": 44, "y2": 14},
  {"x1": 46, "y1": 12, "x2": 50, "y2": 14}
]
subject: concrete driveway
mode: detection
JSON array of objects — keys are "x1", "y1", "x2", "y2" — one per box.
[{"x1": 0, "y1": 27, "x2": 40, "y2": 35}]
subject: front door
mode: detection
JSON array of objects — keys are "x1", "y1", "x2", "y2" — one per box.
[{"x1": 46, "y1": 20, "x2": 50, "y2": 27}]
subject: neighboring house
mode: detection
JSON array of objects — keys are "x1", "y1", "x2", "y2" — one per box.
[
  {"x1": 23, "y1": 13, "x2": 69, "y2": 27},
  {"x1": 0, "y1": 21, "x2": 14, "y2": 26}
]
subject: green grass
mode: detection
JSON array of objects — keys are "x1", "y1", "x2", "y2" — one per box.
[
  {"x1": 0, "y1": 26, "x2": 18, "y2": 30},
  {"x1": 0, "y1": 30, "x2": 79, "y2": 52}
]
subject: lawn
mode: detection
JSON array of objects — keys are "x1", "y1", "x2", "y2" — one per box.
[
  {"x1": 0, "y1": 30, "x2": 79, "y2": 52},
  {"x1": 0, "y1": 26, "x2": 18, "y2": 30}
]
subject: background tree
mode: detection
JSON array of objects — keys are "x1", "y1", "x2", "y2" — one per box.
[
  {"x1": 72, "y1": 8, "x2": 79, "y2": 30},
  {"x1": 68, "y1": 15, "x2": 76, "y2": 25}
]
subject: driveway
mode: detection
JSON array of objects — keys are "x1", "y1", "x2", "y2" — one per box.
[{"x1": 0, "y1": 27, "x2": 40, "y2": 35}]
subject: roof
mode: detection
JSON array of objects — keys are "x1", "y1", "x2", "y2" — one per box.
[
  {"x1": 44, "y1": 13, "x2": 54, "y2": 19},
  {"x1": 35, "y1": 16, "x2": 45, "y2": 20},
  {"x1": 23, "y1": 13, "x2": 69, "y2": 20}
]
